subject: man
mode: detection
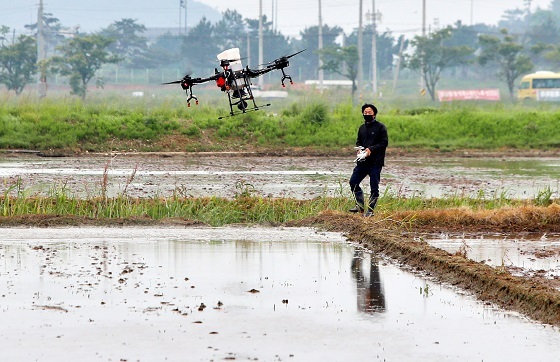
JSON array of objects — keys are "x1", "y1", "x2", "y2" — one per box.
[{"x1": 349, "y1": 103, "x2": 388, "y2": 217}]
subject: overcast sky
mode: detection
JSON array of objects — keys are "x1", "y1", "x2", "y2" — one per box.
[
  {"x1": 1, "y1": 0, "x2": 553, "y2": 38},
  {"x1": 196, "y1": 0, "x2": 552, "y2": 36}
]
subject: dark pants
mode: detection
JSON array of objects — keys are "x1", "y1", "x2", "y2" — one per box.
[{"x1": 349, "y1": 163, "x2": 382, "y2": 209}]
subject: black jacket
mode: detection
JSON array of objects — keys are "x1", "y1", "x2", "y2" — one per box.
[{"x1": 356, "y1": 119, "x2": 388, "y2": 166}]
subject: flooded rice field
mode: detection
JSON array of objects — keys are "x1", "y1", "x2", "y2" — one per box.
[
  {"x1": 2, "y1": 227, "x2": 560, "y2": 361},
  {"x1": 1, "y1": 152, "x2": 560, "y2": 360},
  {"x1": 0, "y1": 152, "x2": 559, "y2": 199},
  {"x1": 427, "y1": 233, "x2": 560, "y2": 284}
]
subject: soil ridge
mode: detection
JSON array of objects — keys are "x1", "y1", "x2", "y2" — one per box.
[{"x1": 291, "y1": 211, "x2": 560, "y2": 327}]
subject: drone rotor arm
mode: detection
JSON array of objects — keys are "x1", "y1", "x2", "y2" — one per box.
[
  {"x1": 190, "y1": 74, "x2": 220, "y2": 85},
  {"x1": 246, "y1": 66, "x2": 275, "y2": 79}
]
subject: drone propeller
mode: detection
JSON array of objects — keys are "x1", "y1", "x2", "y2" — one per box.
[
  {"x1": 162, "y1": 74, "x2": 192, "y2": 86},
  {"x1": 219, "y1": 57, "x2": 248, "y2": 68},
  {"x1": 258, "y1": 49, "x2": 306, "y2": 67},
  {"x1": 223, "y1": 57, "x2": 247, "y2": 63},
  {"x1": 283, "y1": 49, "x2": 306, "y2": 60},
  {"x1": 162, "y1": 80, "x2": 183, "y2": 85},
  {"x1": 209, "y1": 57, "x2": 245, "y2": 63}
]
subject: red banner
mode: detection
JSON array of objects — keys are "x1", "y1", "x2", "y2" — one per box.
[{"x1": 437, "y1": 89, "x2": 501, "y2": 102}]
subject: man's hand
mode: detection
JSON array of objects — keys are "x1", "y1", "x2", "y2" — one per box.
[{"x1": 354, "y1": 147, "x2": 368, "y2": 162}]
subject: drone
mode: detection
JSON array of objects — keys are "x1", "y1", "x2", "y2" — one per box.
[{"x1": 163, "y1": 48, "x2": 305, "y2": 118}]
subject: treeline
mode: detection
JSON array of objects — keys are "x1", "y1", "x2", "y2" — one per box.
[{"x1": 3, "y1": 2, "x2": 560, "y2": 99}]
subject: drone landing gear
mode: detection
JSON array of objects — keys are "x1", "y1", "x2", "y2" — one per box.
[
  {"x1": 186, "y1": 95, "x2": 199, "y2": 107},
  {"x1": 230, "y1": 96, "x2": 257, "y2": 115},
  {"x1": 185, "y1": 88, "x2": 199, "y2": 107},
  {"x1": 218, "y1": 103, "x2": 271, "y2": 119},
  {"x1": 280, "y1": 68, "x2": 294, "y2": 87},
  {"x1": 226, "y1": 84, "x2": 259, "y2": 117}
]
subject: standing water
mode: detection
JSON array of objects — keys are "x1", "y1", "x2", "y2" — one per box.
[
  {"x1": 1, "y1": 227, "x2": 559, "y2": 361},
  {"x1": 1, "y1": 154, "x2": 559, "y2": 199},
  {"x1": 427, "y1": 233, "x2": 560, "y2": 283}
]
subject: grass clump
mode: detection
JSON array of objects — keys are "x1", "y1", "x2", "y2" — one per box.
[
  {"x1": 1, "y1": 177, "x2": 558, "y2": 229},
  {"x1": 0, "y1": 193, "x2": 349, "y2": 227}
]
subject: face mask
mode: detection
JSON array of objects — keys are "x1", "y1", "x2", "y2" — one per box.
[{"x1": 363, "y1": 114, "x2": 375, "y2": 123}]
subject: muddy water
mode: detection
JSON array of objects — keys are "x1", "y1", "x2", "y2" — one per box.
[
  {"x1": 427, "y1": 234, "x2": 560, "y2": 281},
  {"x1": 401, "y1": 157, "x2": 560, "y2": 199},
  {"x1": 0, "y1": 153, "x2": 558, "y2": 199},
  {"x1": 1, "y1": 227, "x2": 560, "y2": 361}
]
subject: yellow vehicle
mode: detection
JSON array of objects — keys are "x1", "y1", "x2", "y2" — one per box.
[{"x1": 518, "y1": 71, "x2": 560, "y2": 101}]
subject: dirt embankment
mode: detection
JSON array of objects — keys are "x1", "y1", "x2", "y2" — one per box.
[
  {"x1": 9, "y1": 146, "x2": 560, "y2": 159},
  {"x1": 389, "y1": 204, "x2": 560, "y2": 234},
  {"x1": 290, "y1": 211, "x2": 560, "y2": 327},
  {"x1": 0, "y1": 214, "x2": 206, "y2": 227}
]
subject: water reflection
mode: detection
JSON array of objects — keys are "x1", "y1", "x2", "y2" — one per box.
[
  {"x1": 2, "y1": 227, "x2": 560, "y2": 361},
  {"x1": 427, "y1": 236, "x2": 560, "y2": 279},
  {"x1": 352, "y1": 249, "x2": 386, "y2": 313},
  {"x1": 2, "y1": 154, "x2": 559, "y2": 200}
]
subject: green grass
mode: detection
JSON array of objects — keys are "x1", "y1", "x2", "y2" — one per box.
[
  {"x1": 2, "y1": 94, "x2": 560, "y2": 152},
  {"x1": 0, "y1": 194, "x2": 348, "y2": 226},
  {"x1": 1, "y1": 178, "x2": 548, "y2": 226}
]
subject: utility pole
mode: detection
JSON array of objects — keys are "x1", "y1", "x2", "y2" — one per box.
[
  {"x1": 358, "y1": 0, "x2": 363, "y2": 101},
  {"x1": 246, "y1": 33, "x2": 251, "y2": 63},
  {"x1": 422, "y1": 0, "x2": 426, "y2": 36},
  {"x1": 178, "y1": 0, "x2": 182, "y2": 36},
  {"x1": 258, "y1": 0, "x2": 264, "y2": 87},
  {"x1": 275, "y1": 0, "x2": 278, "y2": 31},
  {"x1": 420, "y1": 0, "x2": 426, "y2": 92},
  {"x1": 184, "y1": 0, "x2": 187, "y2": 35},
  {"x1": 392, "y1": 35, "x2": 405, "y2": 93},
  {"x1": 318, "y1": 0, "x2": 324, "y2": 90},
  {"x1": 470, "y1": 0, "x2": 473, "y2": 26},
  {"x1": 37, "y1": 0, "x2": 47, "y2": 98},
  {"x1": 271, "y1": 0, "x2": 275, "y2": 32},
  {"x1": 524, "y1": 0, "x2": 532, "y2": 14},
  {"x1": 371, "y1": 0, "x2": 378, "y2": 95},
  {"x1": 178, "y1": 0, "x2": 188, "y2": 35}
]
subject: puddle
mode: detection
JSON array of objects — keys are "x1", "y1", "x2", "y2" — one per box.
[
  {"x1": 426, "y1": 157, "x2": 560, "y2": 178},
  {"x1": 427, "y1": 234, "x2": 560, "y2": 280},
  {"x1": 1, "y1": 154, "x2": 559, "y2": 199},
  {"x1": 396, "y1": 156, "x2": 560, "y2": 199},
  {"x1": 0, "y1": 155, "x2": 347, "y2": 199},
  {"x1": 1, "y1": 227, "x2": 560, "y2": 361}
]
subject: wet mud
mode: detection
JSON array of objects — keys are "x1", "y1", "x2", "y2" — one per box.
[
  {"x1": 292, "y1": 212, "x2": 560, "y2": 327},
  {"x1": 2, "y1": 151, "x2": 560, "y2": 328},
  {"x1": 427, "y1": 235, "x2": 560, "y2": 290},
  {"x1": 2, "y1": 227, "x2": 560, "y2": 361},
  {"x1": 1, "y1": 151, "x2": 559, "y2": 199}
]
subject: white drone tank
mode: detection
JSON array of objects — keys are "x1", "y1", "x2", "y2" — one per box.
[{"x1": 217, "y1": 48, "x2": 243, "y2": 71}]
